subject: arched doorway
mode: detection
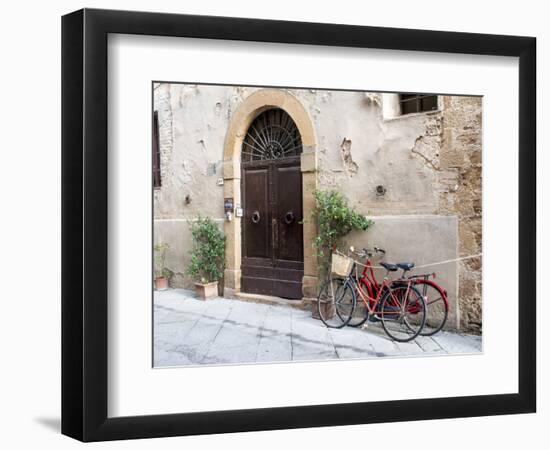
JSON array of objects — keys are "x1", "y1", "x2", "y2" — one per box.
[
  {"x1": 240, "y1": 108, "x2": 304, "y2": 299},
  {"x1": 222, "y1": 89, "x2": 318, "y2": 300}
]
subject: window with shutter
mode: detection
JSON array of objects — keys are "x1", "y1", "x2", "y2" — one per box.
[
  {"x1": 153, "y1": 111, "x2": 161, "y2": 188},
  {"x1": 399, "y1": 94, "x2": 438, "y2": 115}
]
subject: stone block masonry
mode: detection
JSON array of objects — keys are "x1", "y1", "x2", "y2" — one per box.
[{"x1": 438, "y1": 96, "x2": 482, "y2": 332}]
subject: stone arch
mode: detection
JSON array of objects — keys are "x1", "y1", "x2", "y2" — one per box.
[{"x1": 222, "y1": 89, "x2": 319, "y2": 299}]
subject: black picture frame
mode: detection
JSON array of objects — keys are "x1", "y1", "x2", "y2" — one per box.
[{"x1": 61, "y1": 8, "x2": 536, "y2": 442}]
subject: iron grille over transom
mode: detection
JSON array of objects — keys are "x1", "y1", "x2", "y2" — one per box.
[{"x1": 241, "y1": 108, "x2": 302, "y2": 162}]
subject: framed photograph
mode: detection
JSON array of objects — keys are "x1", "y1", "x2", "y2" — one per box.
[{"x1": 61, "y1": 8, "x2": 536, "y2": 442}]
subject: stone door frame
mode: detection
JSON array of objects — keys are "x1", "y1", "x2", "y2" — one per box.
[{"x1": 222, "y1": 89, "x2": 319, "y2": 299}]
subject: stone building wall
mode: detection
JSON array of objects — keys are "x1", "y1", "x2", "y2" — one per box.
[
  {"x1": 153, "y1": 84, "x2": 482, "y2": 332},
  {"x1": 438, "y1": 96, "x2": 483, "y2": 332}
]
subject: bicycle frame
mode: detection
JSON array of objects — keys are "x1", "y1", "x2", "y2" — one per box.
[
  {"x1": 356, "y1": 255, "x2": 449, "y2": 311},
  {"x1": 350, "y1": 257, "x2": 383, "y2": 311},
  {"x1": 349, "y1": 263, "x2": 408, "y2": 318}
]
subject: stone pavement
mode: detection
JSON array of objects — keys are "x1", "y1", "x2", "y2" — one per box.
[{"x1": 154, "y1": 289, "x2": 482, "y2": 367}]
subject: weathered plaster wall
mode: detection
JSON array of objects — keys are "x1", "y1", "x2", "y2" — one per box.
[
  {"x1": 311, "y1": 91, "x2": 440, "y2": 215},
  {"x1": 153, "y1": 84, "x2": 481, "y2": 332},
  {"x1": 153, "y1": 83, "x2": 228, "y2": 288}
]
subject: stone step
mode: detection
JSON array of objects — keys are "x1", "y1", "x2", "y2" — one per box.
[{"x1": 233, "y1": 292, "x2": 312, "y2": 310}]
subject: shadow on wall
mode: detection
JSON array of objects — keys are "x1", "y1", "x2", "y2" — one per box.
[{"x1": 34, "y1": 417, "x2": 61, "y2": 433}]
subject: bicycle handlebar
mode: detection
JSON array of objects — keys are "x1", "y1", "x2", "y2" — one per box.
[{"x1": 348, "y1": 246, "x2": 386, "y2": 258}]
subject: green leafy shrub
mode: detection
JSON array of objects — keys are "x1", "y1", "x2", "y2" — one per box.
[
  {"x1": 153, "y1": 243, "x2": 170, "y2": 279},
  {"x1": 187, "y1": 217, "x2": 226, "y2": 283},
  {"x1": 312, "y1": 190, "x2": 373, "y2": 272}
]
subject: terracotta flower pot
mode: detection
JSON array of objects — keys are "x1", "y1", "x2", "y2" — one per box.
[
  {"x1": 195, "y1": 281, "x2": 219, "y2": 300},
  {"x1": 154, "y1": 276, "x2": 169, "y2": 291}
]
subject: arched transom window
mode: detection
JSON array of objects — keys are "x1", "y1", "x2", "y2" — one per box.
[{"x1": 241, "y1": 108, "x2": 302, "y2": 162}]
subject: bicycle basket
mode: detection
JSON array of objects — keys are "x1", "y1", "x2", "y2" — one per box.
[{"x1": 331, "y1": 253, "x2": 353, "y2": 277}]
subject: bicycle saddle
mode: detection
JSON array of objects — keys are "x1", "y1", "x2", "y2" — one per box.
[
  {"x1": 380, "y1": 262, "x2": 398, "y2": 272},
  {"x1": 396, "y1": 262, "x2": 415, "y2": 271}
]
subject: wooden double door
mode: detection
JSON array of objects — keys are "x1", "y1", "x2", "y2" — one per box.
[{"x1": 241, "y1": 156, "x2": 304, "y2": 299}]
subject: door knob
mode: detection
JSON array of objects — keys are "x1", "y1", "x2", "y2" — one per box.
[
  {"x1": 284, "y1": 211, "x2": 295, "y2": 225},
  {"x1": 251, "y1": 210, "x2": 260, "y2": 224}
]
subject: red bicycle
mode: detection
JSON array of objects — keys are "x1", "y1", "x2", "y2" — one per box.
[
  {"x1": 347, "y1": 247, "x2": 449, "y2": 336},
  {"x1": 318, "y1": 248, "x2": 427, "y2": 342}
]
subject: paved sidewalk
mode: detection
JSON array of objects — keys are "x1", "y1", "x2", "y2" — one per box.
[{"x1": 154, "y1": 289, "x2": 482, "y2": 367}]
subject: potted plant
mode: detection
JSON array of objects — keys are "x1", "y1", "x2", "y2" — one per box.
[
  {"x1": 153, "y1": 243, "x2": 170, "y2": 290},
  {"x1": 187, "y1": 216, "x2": 225, "y2": 300}
]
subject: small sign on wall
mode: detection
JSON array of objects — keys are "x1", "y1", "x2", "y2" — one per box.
[{"x1": 224, "y1": 198, "x2": 234, "y2": 212}]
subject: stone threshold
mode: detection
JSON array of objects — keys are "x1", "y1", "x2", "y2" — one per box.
[{"x1": 232, "y1": 292, "x2": 315, "y2": 310}]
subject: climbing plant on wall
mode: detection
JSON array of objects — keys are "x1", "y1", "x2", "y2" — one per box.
[{"x1": 312, "y1": 190, "x2": 373, "y2": 273}]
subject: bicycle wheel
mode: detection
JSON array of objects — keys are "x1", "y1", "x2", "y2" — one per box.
[
  {"x1": 317, "y1": 277, "x2": 356, "y2": 328},
  {"x1": 379, "y1": 284, "x2": 426, "y2": 342},
  {"x1": 414, "y1": 279, "x2": 448, "y2": 336},
  {"x1": 347, "y1": 277, "x2": 370, "y2": 327}
]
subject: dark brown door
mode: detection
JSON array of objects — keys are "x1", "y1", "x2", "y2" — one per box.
[{"x1": 240, "y1": 108, "x2": 304, "y2": 299}]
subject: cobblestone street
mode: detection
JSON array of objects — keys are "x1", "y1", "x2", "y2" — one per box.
[{"x1": 154, "y1": 289, "x2": 482, "y2": 367}]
